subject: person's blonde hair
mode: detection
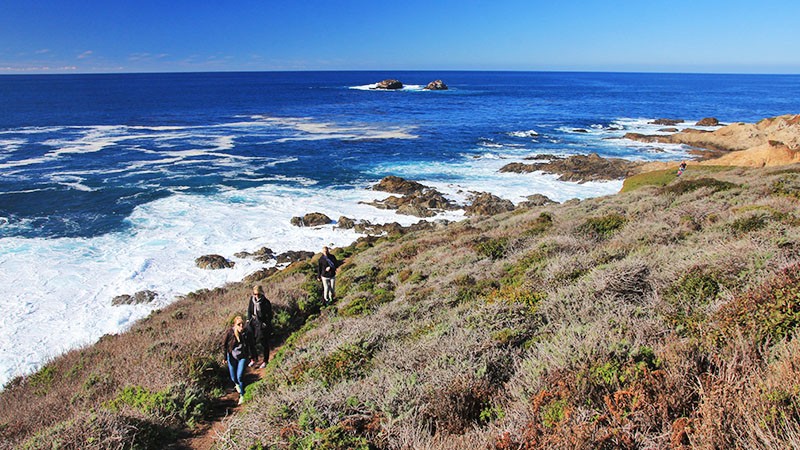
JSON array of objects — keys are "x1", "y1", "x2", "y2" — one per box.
[
  {"x1": 233, "y1": 315, "x2": 244, "y2": 341},
  {"x1": 253, "y1": 285, "x2": 263, "y2": 295}
]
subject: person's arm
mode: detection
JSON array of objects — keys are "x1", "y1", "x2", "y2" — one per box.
[{"x1": 247, "y1": 299, "x2": 253, "y2": 322}]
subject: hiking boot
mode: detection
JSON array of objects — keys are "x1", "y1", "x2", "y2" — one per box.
[
  {"x1": 235, "y1": 385, "x2": 242, "y2": 394},
  {"x1": 259, "y1": 362, "x2": 266, "y2": 369},
  {"x1": 248, "y1": 359, "x2": 255, "y2": 367},
  {"x1": 238, "y1": 396, "x2": 244, "y2": 405}
]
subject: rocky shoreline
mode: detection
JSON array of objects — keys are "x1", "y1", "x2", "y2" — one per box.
[{"x1": 115, "y1": 114, "x2": 800, "y2": 306}]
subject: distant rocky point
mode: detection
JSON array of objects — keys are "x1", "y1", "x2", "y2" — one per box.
[{"x1": 626, "y1": 114, "x2": 800, "y2": 168}]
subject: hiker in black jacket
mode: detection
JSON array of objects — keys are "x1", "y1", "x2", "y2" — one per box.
[
  {"x1": 247, "y1": 285, "x2": 273, "y2": 369},
  {"x1": 317, "y1": 246, "x2": 339, "y2": 305}
]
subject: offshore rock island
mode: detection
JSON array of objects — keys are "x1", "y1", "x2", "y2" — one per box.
[{"x1": 4, "y1": 114, "x2": 800, "y2": 449}]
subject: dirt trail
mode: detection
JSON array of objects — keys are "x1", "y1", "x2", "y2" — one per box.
[{"x1": 172, "y1": 362, "x2": 267, "y2": 450}]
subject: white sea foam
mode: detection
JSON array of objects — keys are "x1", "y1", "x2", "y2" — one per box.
[
  {"x1": 507, "y1": 130, "x2": 539, "y2": 138},
  {"x1": 0, "y1": 183, "x2": 467, "y2": 386},
  {"x1": 349, "y1": 83, "x2": 425, "y2": 92}
]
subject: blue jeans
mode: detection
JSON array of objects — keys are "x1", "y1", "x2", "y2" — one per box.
[{"x1": 227, "y1": 353, "x2": 246, "y2": 394}]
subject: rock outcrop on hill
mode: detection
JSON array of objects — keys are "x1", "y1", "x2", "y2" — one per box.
[
  {"x1": 500, "y1": 153, "x2": 645, "y2": 182},
  {"x1": 111, "y1": 290, "x2": 158, "y2": 306},
  {"x1": 424, "y1": 80, "x2": 448, "y2": 90},
  {"x1": 372, "y1": 79, "x2": 403, "y2": 90},
  {"x1": 465, "y1": 192, "x2": 515, "y2": 216},
  {"x1": 627, "y1": 114, "x2": 800, "y2": 167}
]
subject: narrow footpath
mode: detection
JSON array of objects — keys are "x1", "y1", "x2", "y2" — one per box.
[{"x1": 172, "y1": 362, "x2": 268, "y2": 450}]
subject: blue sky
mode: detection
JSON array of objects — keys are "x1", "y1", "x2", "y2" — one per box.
[{"x1": 1, "y1": 0, "x2": 798, "y2": 74}]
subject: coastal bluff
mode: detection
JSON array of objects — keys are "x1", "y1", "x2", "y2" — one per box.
[{"x1": 628, "y1": 114, "x2": 800, "y2": 169}]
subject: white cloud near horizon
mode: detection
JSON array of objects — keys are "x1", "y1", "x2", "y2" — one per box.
[{"x1": 77, "y1": 50, "x2": 93, "y2": 59}]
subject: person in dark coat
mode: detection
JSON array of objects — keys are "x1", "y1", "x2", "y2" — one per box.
[
  {"x1": 247, "y1": 285, "x2": 273, "y2": 369},
  {"x1": 317, "y1": 246, "x2": 339, "y2": 305},
  {"x1": 222, "y1": 315, "x2": 253, "y2": 404}
]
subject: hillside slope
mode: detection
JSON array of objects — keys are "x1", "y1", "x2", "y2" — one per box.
[{"x1": 3, "y1": 164, "x2": 800, "y2": 449}]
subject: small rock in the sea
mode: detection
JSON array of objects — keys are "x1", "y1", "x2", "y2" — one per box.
[
  {"x1": 424, "y1": 79, "x2": 448, "y2": 90},
  {"x1": 195, "y1": 254, "x2": 235, "y2": 269},
  {"x1": 372, "y1": 79, "x2": 403, "y2": 90}
]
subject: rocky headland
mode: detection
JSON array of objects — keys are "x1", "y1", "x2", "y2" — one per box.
[{"x1": 627, "y1": 114, "x2": 800, "y2": 170}]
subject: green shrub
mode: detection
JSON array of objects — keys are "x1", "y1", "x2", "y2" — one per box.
[
  {"x1": 730, "y1": 214, "x2": 768, "y2": 235},
  {"x1": 662, "y1": 177, "x2": 737, "y2": 195},
  {"x1": 771, "y1": 176, "x2": 800, "y2": 200},
  {"x1": 523, "y1": 212, "x2": 554, "y2": 237},
  {"x1": 307, "y1": 343, "x2": 374, "y2": 388},
  {"x1": 475, "y1": 236, "x2": 510, "y2": 260},
  {"x1": 341, "y1": 287, "x2": 394, "y2": 317},
  {"x1": 713, "y1": 263, "x2": 800, "y2": 345},
  {"x1": 453, "y1": 275, "x2": 500, "y2": 304},
  {"x1": 28, "y1": 365, "x2": 57, "y2": 396},
  {"x1": 105, "y1": 383, "x2": 209, "y2": 428},
  {"x1": 577, "y1": 213, "x2": 627, "y2": 240}
]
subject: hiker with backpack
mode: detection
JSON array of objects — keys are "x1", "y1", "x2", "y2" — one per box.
[
  {"x1": 317, "y1": 246, "x2": 339, "y2": 305},
  {"x1": 247, "y1": 285, "x2": 273, "y2": 369}
]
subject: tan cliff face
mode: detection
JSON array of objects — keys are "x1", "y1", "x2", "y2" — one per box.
[{"x1": 633, "y1": 114, "x2": 800, "y2": 170}]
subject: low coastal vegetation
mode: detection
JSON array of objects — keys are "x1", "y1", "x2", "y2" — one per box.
[{"x1": 3, "y1": 163, "x2": 800, "y2": 449}]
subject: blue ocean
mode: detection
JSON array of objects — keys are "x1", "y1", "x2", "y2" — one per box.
[{"x1": 2, "y1": 70, "x2": 800, "y2": 385}]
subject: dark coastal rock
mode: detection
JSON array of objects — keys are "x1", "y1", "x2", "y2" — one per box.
[
  {"x1": 659, "y1": 128, "x2": 679, "y2": 132},
  {"x1": 352, "y1": 219, "x2": 442, "y2": 236},
  {"x1": 112, "y1": 290, "x2": 158, "y2": 306},
  {"x1": 372, "y1": 176, "x2": 427, "y2": 195},
  {"x1": 234, "y1": 247, "x2": 275, "y2": 262},
  {"x1": 649, "y1": 118, "x2": 684, "y2": 126},
  {"x1": 195, "y1": 254, "x2": 235, "y2": 270},
  {"x1": 523, "y1": 154, "x2": 559, "y2": 161},
  {"x1": 424, "y1": 79, "x2": 448, "y2": 90},
  {"x1": 243, "y1": 267, "x2": 280, "y2": 284},
  {"x1": 372, "y1": 79, "x2": 403, "y2": 90},
  {"x1": 518, "y1": 194, "x2": 557, "y2": 208},
  {"x1": 501, "y1": 153, "x2": 645, "y2": 183},
  {"x1": 290, "y1": 212, "x2": 332, "y2": 227},
  {"x1": 573, "y1": 129, "x2": 589, "y2": 133},
  {"x1": 696, "y1": 117, "x2": 720, "y2": 126},
  {"x1": 465, "y1": 192, "x2": 515, "y2": 217},
  {"x1": 366, "y1": 176, "x2": 457, "y2": 217},
  {"x1": 499, "y1": 162, "x2": 537, "y2": 173},
  {"x1": 276, "y1": 250, "x2": 315, "y2": 265},
  {"x1": 337, "y1": 216, "x2": 356, "y2": 229}
]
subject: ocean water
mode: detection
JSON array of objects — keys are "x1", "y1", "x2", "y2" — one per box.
[{"x1": 1, "y1": 71, "x2": 799, "y2": 386}]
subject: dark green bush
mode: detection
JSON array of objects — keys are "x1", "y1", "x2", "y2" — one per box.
[
  {"x1": 577, "y1": 213, "x2": 627, "y2": 240},
  {"x1": 475, "y1": 236, "x2": 510, "y2": 260},
  {"x1": 662, "y1": 177, "x2": 737, "y2": 195}
]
